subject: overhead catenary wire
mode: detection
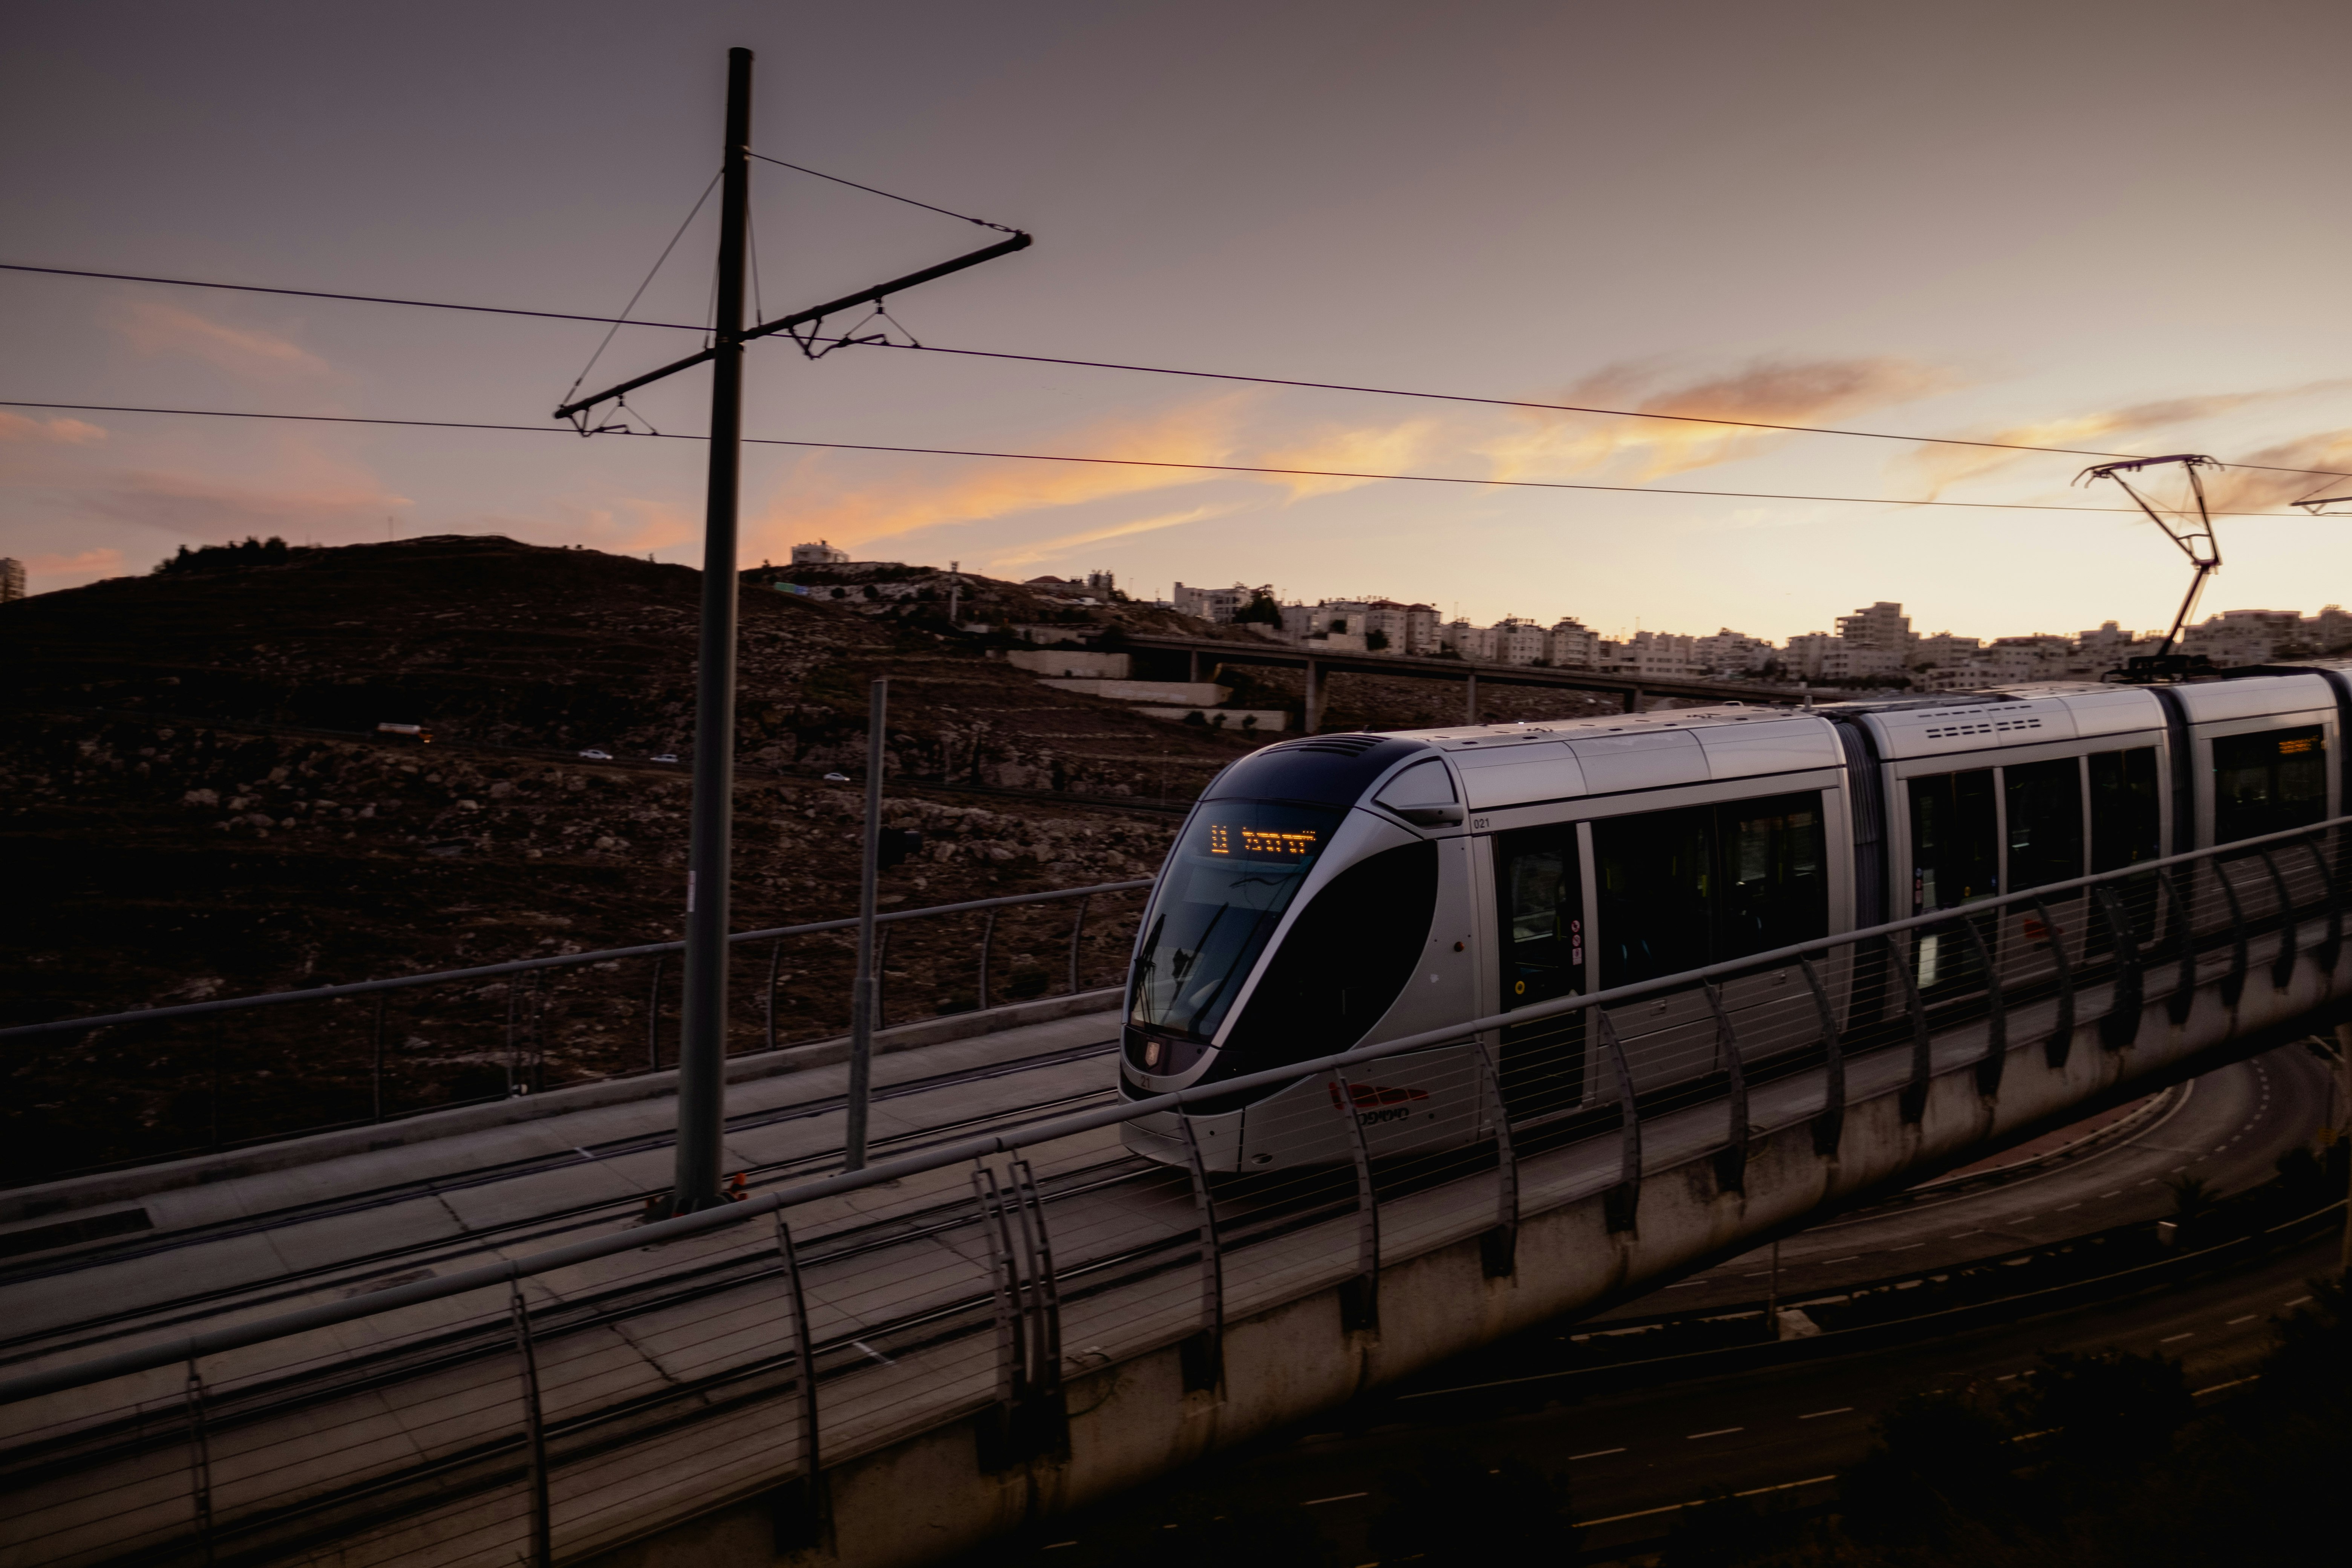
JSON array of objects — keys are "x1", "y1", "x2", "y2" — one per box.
[
  {"x1": 561, "y1": 170, "x2": 723, "y2": 409},
  {"x1": 745, "y1": 151, "x2": 1020, "y2": 233},
  {"x1": 5, "y1": 260, "x2": 2347, "y2": 484},
  {"x1": 0, "y1": 398, "x2": 2318, "y2": 519}
]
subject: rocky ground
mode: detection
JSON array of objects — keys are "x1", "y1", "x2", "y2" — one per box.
[{"x1": 0, "y1": 535, "x2": 1681, "y2": 1182}]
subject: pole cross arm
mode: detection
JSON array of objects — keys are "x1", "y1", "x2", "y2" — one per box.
[{"x1": 553, "y1": 231, "x2": 1032, "y2": 424}]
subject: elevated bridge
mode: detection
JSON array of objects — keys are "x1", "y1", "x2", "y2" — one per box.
[
  {"x1": 3, "y1": 819, "x2": 2347, "y2": 1568},
  {"x1": 1111, "y1": 631, "x2": 1803, "y2": 729}
]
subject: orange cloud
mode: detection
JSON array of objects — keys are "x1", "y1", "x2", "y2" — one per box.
[
  {"x1": 986, "y1": 502, "x2": 1237, "y2": 573},
  {"x1": 1903, "y1": 394, "x2": 2265, "y2": 498},
  {"x1": 746, "y1": 395, "x2": 1246, "y2": 557},
  {"x1": 0, "y1": 411, "x2": 106, "y2": 444},
  {"x1": 1254, "y1": 418, "x2": 1448, "y2": 498},
  {"x1": 1484, "y1": 357, "x2": 1955, "y2": 483},
  {"x1": 115, "y1": 300, "x2": 329, "y2": 378},
  {"x1": 2202, "y1": 432, "x2": 2352, "y2": 514}
]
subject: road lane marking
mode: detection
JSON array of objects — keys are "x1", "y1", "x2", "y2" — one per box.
[
  {"x1": 2160, "y1": 1333, "x2": 2193, "y2": 1343},
  {"x1": 1949, "y1": 1230, "x2": 1983, "y2": 1240},
  {"x1": 1666, "y1": 1280, "x2": 1709, "y2": 1288},
  {"x1": 2228, "y1": 1314, "x2": 2258, "y2": 1325},
  {"x1": 1890, "y1": 1242, "x2": 1926, "y2": 1251},
  {"x1": 2056, "y1": 1202, "x2": 2082, "y2": 1211},
  {"x1": 1570, "y1": 1448, "x2": 1627, "y2": 1460},
  {"x1": 1687, "y1": 1427, "x2": 1744, "y2": 1439},
  {"x1": 2194, "y1": 1377, "x2": 2259, "y2": 1396},
  {"x1": 1799, "y1": 1407, "x2": 1852, "y2": 1419},
  {"x1": 1303, "y1": 1493, "x2": 1367, "y2": 1507},
  {"x1": 1044, "y1": 1543, "x2": 1076, "y2": 1550},
  {"x1": 1822, "y1": 1255, "x2": 1859, "y2": 1264},
  {"x1": 2285, "y1": 1296, "x2": 2313, "y2": 1307},
  {"x1": 1576, "y1": 1475, "x2": 1838, "y2": 1527}
]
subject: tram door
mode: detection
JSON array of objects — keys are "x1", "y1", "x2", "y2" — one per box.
[{"x1": 1493, "y1": 823, "x2": 1586, "y2": 1122}]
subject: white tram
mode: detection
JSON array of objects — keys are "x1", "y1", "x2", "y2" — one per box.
[{"x1": 1117, "y1": 666, "x2": 2348, "y2": 1171}]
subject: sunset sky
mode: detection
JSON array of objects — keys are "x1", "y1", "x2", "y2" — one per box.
[{"x1": 6, "y1": 0, "x2": 2350, "y2": 642}]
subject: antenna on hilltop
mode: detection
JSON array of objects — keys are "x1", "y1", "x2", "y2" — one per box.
[{"x1": 2077, "y1": 453, "x2": 2223, "y2": 681}]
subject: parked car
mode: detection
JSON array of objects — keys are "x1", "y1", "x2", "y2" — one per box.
[
  {"x1": 579, "y1": 749, "x2": 613, "y2": 761},
  {"x1": 822, "y1": 771, "x2": 851, "y2": 783},
  {"x1": 650, "y1": 753, "x2": 680, "y2": 764}
]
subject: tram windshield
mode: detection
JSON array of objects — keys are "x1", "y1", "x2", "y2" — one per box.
[{"x1": 1129, "y1": 802, "x2": 1341, "y2": 1041}]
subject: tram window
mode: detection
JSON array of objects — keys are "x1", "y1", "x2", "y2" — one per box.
[
  {"x1": 2089, "y1": 747, "x2": 2162, "y2": 873},
  {"x1": 2004, "y1": 757, "x2": 2083, "y2": 892},
  {"x1": 1128, "y1": 802, "x2": 1340, "y2": 1041},
  {"x1": 2212, "y1": 726, "x2": 2327, "y2": 845},
  {"x1": 1718, "y1": 794, "x2": 1828, "y2": 959},
  {"x1": 1594, "y1": 792, "x2": 1827, "y2": 989},
  {"x1": 1220, "y1": 840, "x2": 1439, "y2": 1066},
  {"x1": 1595, "y1": 805, "x2": 1713, "y2": 988},
  {"x1": 1495, "y1": 825, "x2": 1583, "y2": 1009},
  {"x1": 1910, "y1": 768, "x2": 1998, "y2": 912}
]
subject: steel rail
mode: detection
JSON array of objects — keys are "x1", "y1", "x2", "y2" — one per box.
[{"x1": 2, "y1": 815, "x2": 2343, "y2": 1407}]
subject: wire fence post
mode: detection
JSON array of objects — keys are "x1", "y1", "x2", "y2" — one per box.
[
  {"x1": 531, "y1": 968, "x2": 548, "y2": 1093},
  {"x1": 2256, "y1": 850, "x2": 2299, "y2": 991},
  {"x1": 1008, "y1": 1158, "x2": 1069, "y2": 1459},
  {"x1": 646, "y1": 953, "x2": 666, "y2": 1072},
  {"x1": 185, "y1": 1360, "x2": 214, "y2": 1567},
  {"x1": 1703, "y1": 983, "x2": 1749, "y2": 1189},
  {"x1": 764, "y1": 937, "x2": 783, "y2": 1053},
  {"x1": 1472, "y1": 1036, "x2": 1519, "y2": 1278},
  {"x1": 1066, "y1": 894, "x2": 1091, "y2": 995},
  {"x1": 2096, "y1": 884, "x2": 2145, "y2": 1051},
  {"x1": 2214, "y1": 857, "x2": 2251, "y2": 1011},
  {"x1": 970, "y1": 1163, "x2": 1028, "y2": 1472},
  {"x1": 770, "y1": 1214, "x2": 829, "y2": 1553},
  {"x1": 874, "y1": 923, "x2": 892, "y2": 1032},
  {"x1": 371, "y1": 992, "x2": 387, "y2": 1125},
  {"x1": 1893, "y1": 934, "x2": 1932, "y2": 1123},
  {"x1": 2029, "y1": 897, "x2": 2075, "y2": 1070},
  {"x1": 2303, "y1": 838, "x2": 2341, "y2": 975},
  {"x1": 504, "y1": 980, "x2": 522, "y2": 1096},
  {"x1": 1176, "y1": 1118, "x2": 1225, "y2": 1391},
  {"x1": 1596, "y1": 1009, "x2": 1640, "y2": 1231},
  {"x1": 1799, "y1": 955, "x2": 1843, "y2": 1158},
  {"x1": 510, "y1": 1286, "x2": 553, "y2": 1568},
  {"x1": 976, "y1": 908, "x2": 995, "y2": 1011},
  {"x1": 2166, "y1": 864, "x2": 2200, "y2": 1024},
  {"x1": 1330, "y1": 1071, "x2": 1381, "y2": 1331},
  {"x1": 1958, "y1": 915, "x2": 2006, "y2": 1098}
]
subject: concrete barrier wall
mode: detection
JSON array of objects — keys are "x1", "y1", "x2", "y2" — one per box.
[{"x1": 583, "y1": 917, "x2": 2350, "y2": 1568}]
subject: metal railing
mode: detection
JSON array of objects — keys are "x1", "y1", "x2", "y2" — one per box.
[
  {"x1": 0, "y1": 879, "x2": 1150, "y2": 1182},
  {"x1": 1, "y1": 818, "x2": 2344, "y2": 1568}
]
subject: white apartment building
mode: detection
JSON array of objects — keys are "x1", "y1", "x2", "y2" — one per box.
[
  {"x1": 789, "y1": 540, "x2": 849, "y2": 565},
  {"x1": 1548, "y1": 617, "x2": 1602, "y2": 668},
  {"x1": 1492, "y1": 617, "x2": 1548, "y2": 665},
  {"x1": 1442, "y1": 619, "x2": 1501, "y2": 661},
  {"x1": 0, "y1": 557, "x2": 23, "y2": 603},
  {"x1": 1615, "y1": 630, "x2": 1697, "y2": 678},
  {"x1": 1173, "y1": 582, "x2": 1270, "y2": 623},
  {"x1": 1692, "y1": 628, "x2": 1774, "y2": 675}
]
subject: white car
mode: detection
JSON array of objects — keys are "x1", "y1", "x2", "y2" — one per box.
[
  {"x1": 822, "y1": 771, "x2": 851, "y2": 783},
  {"x1": 579, "y1": 749, "x2": 613, "y2": 761},
  {"x1": 650, "y1": 753, "x2": 680, "y2": 764}
]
